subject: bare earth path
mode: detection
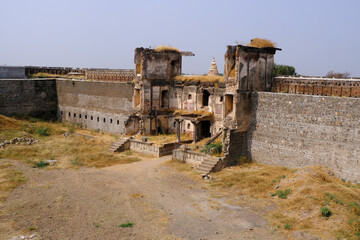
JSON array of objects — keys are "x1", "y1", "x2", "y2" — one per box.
[{"x1": 0, "y1": 156, "x2": 281, "y2": 240}]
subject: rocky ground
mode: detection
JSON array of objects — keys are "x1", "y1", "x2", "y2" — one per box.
[{"x1": 0, "y1": 156, "x2": 281, "y2": 240}]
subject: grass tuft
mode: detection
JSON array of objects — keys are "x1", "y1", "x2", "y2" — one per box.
[{"x1": 119, "y1": 221, "x2": 133, "y2": 228}]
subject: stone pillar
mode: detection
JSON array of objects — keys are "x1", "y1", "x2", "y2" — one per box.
[
  {"x1": 192, "y1": 121, "x2": 197, "y2": 143},
  {"x1": 176, "y1": 119, "x2": 180, "y2": 143}
]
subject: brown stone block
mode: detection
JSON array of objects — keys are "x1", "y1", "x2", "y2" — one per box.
[
  {"x1": 341, "y1": 87, "x2": 351, "y2": 97},
  {"x1": 289, "y1": 84, "x2": 296, "y2": 94},
  {"x1": 296, "y1": 84, "x2": 305, "y2": 94},
  {"x1": 304, "y1": 85, "x2": 314, "y2": 95},
  {"x1": 280, "y1": 84, "x2": 289, "y2": 93},
  {"x1": 314, "y1": 85, "x2": 322, "y2": 95},
  {"x1": 331, "y1": 87, "x2": 341, "y2": 97},
  {"x1": 351, "y1": 87, "x2": 360, "y2": 98},
  {"x1": 323, "y1": 86, "x2": 332, "y2": 96}
]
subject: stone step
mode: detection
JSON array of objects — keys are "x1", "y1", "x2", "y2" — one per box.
[
  {"x1": 196, "y1": 166, "x2": 213, "y2": 172},
  {"x1": 199, "y1": 162, "x2": 216, "y2": 168}
]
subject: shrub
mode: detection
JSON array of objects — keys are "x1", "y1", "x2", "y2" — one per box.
[
  {"x1": 201, "y1": 143, "x2": 222, "y2": 156},
  {"x1": 320, "y1": 206, "x2": 332, "y2": 217},
  {"x1": 36, "y1": 126, "x2": 51, "y2": 136},
  {"x1": 284, "y1": 224, "x2": 291, "y2": 229},
  {"x1": 33, "y1": 160, "x2": 49, "y2": 168},
  {"x1": 68, "y1": 124, "x2": 76, "y2": 133},
  {"x1": 271, "y1": 189, "x2": 291, "y2": 199},
  {"x1": 119, "y1": 222, "x2": 133, "y2": 228}
]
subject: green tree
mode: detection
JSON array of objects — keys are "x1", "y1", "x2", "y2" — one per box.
[{"x1": 273, "y1": 64, "x2": 296, "y2": 76}]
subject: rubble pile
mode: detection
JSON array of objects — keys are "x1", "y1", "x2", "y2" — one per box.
[{"x1": 0, "y1": 136, "x2": 39, "y2": 148}]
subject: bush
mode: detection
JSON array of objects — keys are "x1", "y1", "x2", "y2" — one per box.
[
  {"x1": 271, "y1": 189, "x2": 291, "y2": 199},
  {"x1": 273, "y1": 64, "x2": 296, "y2": 76},
  {"x1": 284, "y1": 224, "x2": 291, "y2": 229},
  {"x1": 36, "y1": 127, "x2": 51, "y2": 136},
  {"x1": 320, "y1": 206, "x2": 332, "y2": 217},
  {"x1": 33, "y1": 160, "x2": 49, "y2": 168},
  {"x1": 201, "y1": 143, "x2": 222, "y2": 156}
]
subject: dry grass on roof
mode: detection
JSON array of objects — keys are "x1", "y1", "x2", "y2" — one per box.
[
  {"x1": 154, "y1": 45, "x2": 180, "y2": 52},
  {"x1": 173, "y1": 75, "x2": 224, "y2": 83},
  {"x1": 247, "y1": 38, "x2": 276, "y2": 48},
  {"x1": 174, "y1": 109, "x2": 214, "y2": 121}
]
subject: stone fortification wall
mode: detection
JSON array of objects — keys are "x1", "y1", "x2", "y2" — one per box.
[
  {"x1": 247, "y1": 92, "x2": 360, "y2": 182},
  {"x1": 56, "y1": 80, "x2": 134, "y2": 134},
  {"x1": 0, "y1": 66, "x2": 26, "y2": 79},
  {"x1": 25, "y1": 66, "x2": 85, "y2": 76},
  {"x1": 85, "y1": 69, "x2": 134, "y2": 82},
  {"x1": 273, "y1": 76, "x2": 360, "y2": 97},
  {"x1": 0, "y1": 79, "x2": 58, "y2": 119}
]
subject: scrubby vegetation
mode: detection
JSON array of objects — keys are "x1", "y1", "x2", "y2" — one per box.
[
  {"x1": 273, "y1": 64, "x2": 296, "y2": 76},
  {"x1": 0, "y1": 115, "x2": 140, "y2": 168},
  {"x1": 208, "y1": 163, "x2": 360, "y2": 239}
]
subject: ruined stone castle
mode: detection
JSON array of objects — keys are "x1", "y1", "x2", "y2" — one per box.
[{"x1": 1, "y1": 44, "x2": 359, "y2": 182}]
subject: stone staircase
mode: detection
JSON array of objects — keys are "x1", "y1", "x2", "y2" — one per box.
[
  {"x1": 196, "y1": 158, "x2": 221, "y2": 175},
  {"x1": 108, "y1": 138, "x2": 131, "y2": 153}
]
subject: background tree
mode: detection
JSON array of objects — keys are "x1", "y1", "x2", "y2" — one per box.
[
  {"x1": 273, "y1": 64, "x2": 296, "y2": 76},
  {"x1": 325, "y1": 71, "x2": 350, "y2": 78}
]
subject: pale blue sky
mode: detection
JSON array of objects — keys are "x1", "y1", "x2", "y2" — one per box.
[{"x1": 1, "y1": 0, "x2": 359, "y2": 76}]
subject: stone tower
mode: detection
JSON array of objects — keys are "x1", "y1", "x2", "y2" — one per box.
[{"x1": 208, "y1": 58, "x2": 219, "y2": 76}]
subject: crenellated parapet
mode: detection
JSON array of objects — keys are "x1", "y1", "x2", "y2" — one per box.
[
  {"x1": 85, "y1": 69, "x2": 134, "y2": 82},
  {"x1": 273, "y1": 76, "x2": 360, "y2": 97}
]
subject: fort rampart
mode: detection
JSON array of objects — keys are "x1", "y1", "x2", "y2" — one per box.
[
  {"x1": 0, "y1": 79, "x2": 58, "y2": 120},
  {"x1": 56, "y1": 79, "x2": 134, "y2": 134},
  {"x1": 273, "y1": 76, "x2": 360, "y2": 97},
  {"x1": 247, "y1": 92, "x2": 360, "y2": 182}
]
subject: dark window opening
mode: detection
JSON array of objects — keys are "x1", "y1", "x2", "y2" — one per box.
[
  {"x1": 97, "y1": 117, "x2": 99, "y2": 122},
  {"x1": 103, "y1": 118, "x2": 106, "y2": 123},
  {"x1": 110, "y1": 119, "x2": 113, "y2": 124},
  {"x1": 85, "y1": 115, "x2": 87, "y2": 119},
  {"x1": 79, "y1": 114, "x2": 82, "y2": 118},
  {"x1": 202, "y1": 90, "x2": 210, "y2": 106},
  {"x1": 219, "y1": 96, "x2": 223, "y2": 102},
  {"x1": 74, "y1": 113, "x2": 76, "y2": 117},
  {"x1": 91, "y1": 116, "x2": 93, "y2": 120},
  {"x1": 188, "y1": 94, "x2": 192, "y2": 100},
  {"x1": 200, "y1": 121, "x2": 211, "y2": 138},
  {"x1": 161, "y1": 90, "x2": 169, "y2": 108},
  {"x1": 225, "y1": 94, "x2": 234, "y2": 116},
  {"x1": 173, "y1": 121, "x2": 176, "y2": 128},
  {"x1": 117, "y1": 120, "x2": 119, "y2": 125},
  {"x1": 68, "y1": 112, "x2": 71, "y2": 117},
  {"x1": 60, "y1": 111, "x2": 63, "y2": 115},
  {"x1": 187, "y1": 123, "x2": 191, "y2": 129}
]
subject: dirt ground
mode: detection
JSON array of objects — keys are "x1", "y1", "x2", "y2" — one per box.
[{"x1": 0, "y1": 156, "x2": 282, "y2": 240}]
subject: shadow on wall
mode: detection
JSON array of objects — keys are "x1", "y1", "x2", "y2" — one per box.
[{"x1": 225, "y1": 92, "x2": 259, "y2": 166}]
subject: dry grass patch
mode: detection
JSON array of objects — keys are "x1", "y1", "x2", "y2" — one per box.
[
  {"x1": 0, "y1": 115, "x2": 140, "y2": 168},
  {"x1": 0, "y1": 161, "x2": 27, "y2": 202},
  {"x1": 154, "y1": 45, "x2": 179, "y2": 52},
  {"x1": 173, "y1": 75, "x2": 224, "y2": 83},
  {"x1": 134, "y1": 133, "x2": 192, "y2": 146},
  {"x1": 247, "y1": 38, "x2": 276, "y2": 48},
  {"x1": 29, "y1": 73, "x2": 85, "y2": 79},
  {"x1": 209, "y1": 164, "x2": 360, "y2": 239}
]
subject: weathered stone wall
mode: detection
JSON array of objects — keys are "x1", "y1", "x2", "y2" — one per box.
[
  {"x1": 0, "y1": 79, "x2": 58, "y2": 119},
  {"x1": 130, "y1": 140, "x2": 179, "y2": 157},
  {"x1": 248, "y1": 92, "x2": 360, "y2": 182},
  {"x1": 85, "y1": 69, "x2": 134, "y2": 82},
  {"x1": 56, "y1": 79, "x2": 134, "y2": 134},
  {"x1": 0, "y1": 66, "x2": 26, "y2": 79},
  {"x1": 272, "y1": 76, "x2": 360, "y2": 97}
]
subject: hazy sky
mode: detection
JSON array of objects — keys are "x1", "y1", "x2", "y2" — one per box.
[{"x1": 1, "y1": 0, "x2": 359, "y2": 76}]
